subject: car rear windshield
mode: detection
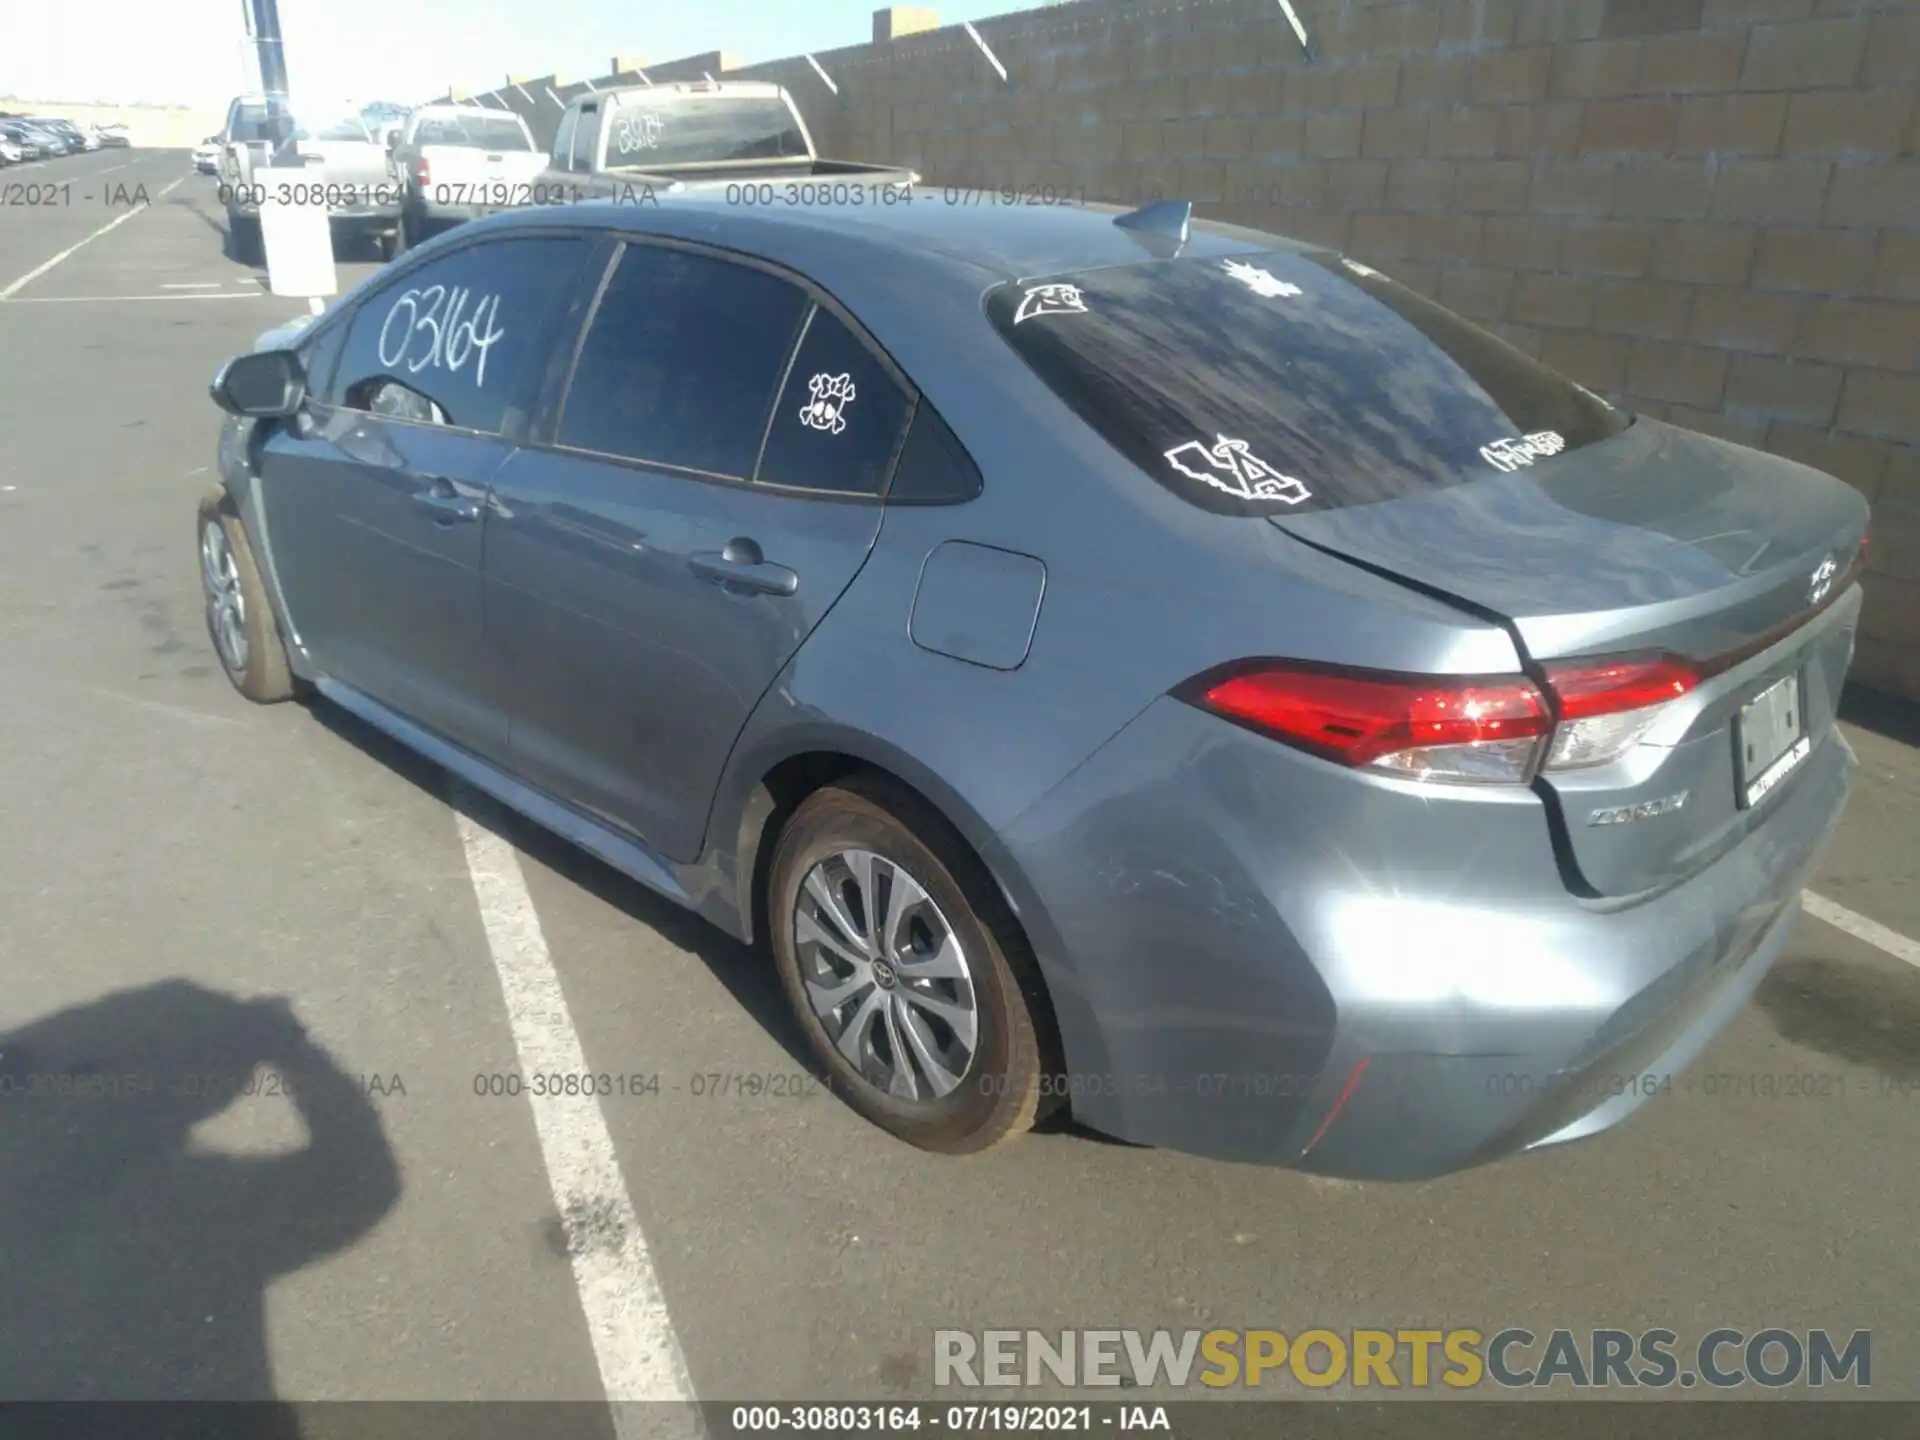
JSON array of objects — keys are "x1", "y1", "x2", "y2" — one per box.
[
  {"x1": 228, "y1": 103, "x2": 279, "y2": 142},
  {"x1": 602, "y1": 96, "x2": 807, "y2": 167},
  {"x1": 985, "y1": 249, "x2": 1629, "y2": 516},
  {"x1": 305, "y1": 118, "x2": 376, "y2": 143},
  {"x1": 415, "y1": 115, "x2": 533, "y2": 150}
]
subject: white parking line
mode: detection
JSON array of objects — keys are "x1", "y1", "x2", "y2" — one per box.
[
  {"x1": 162, "y1": 282, "x2": 224, "y2": 290},
  {"x1": 453, "y1": 795, "x2": 698, "y2": 1423},
  {"x1": 0, "y1": 174, "x2": 185, "y2": 301},
  {"x1": 1803, "y1": 890, "x2": 1920, "y2": 971}
]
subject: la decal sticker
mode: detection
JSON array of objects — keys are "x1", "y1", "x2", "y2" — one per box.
[{"x1": 1164, "y1": 435, "x2": 1312, "y2": 505}]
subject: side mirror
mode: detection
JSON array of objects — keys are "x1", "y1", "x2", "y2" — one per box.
[{"x1": 210, "y1": 349, "x2": 308, "y2": 418}]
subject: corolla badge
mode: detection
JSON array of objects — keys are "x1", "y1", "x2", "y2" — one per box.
[
  {"x1": 1589, "y1": 792, "x2": 1689, "y2": 826},
  {"x1": 1808, "y1": 555, "x2": 1838, "y2": 606}
]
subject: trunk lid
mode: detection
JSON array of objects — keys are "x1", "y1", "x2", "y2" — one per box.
[
  {"x1": 1271, "y1": 419, "x2": 1868, "y2": 897},
  {"x1": 418, "y1": 145, "x2": 547, "y2": 186},
  {"x1": 978, "y1": 244, "x2": 1868, "y2": 899},
  {"x1": 1268, "y1": 418, "x2": 1865, "y2": 663},
  {"x1": 293, "y1": 139, "x2": 395, "y2": 191}
]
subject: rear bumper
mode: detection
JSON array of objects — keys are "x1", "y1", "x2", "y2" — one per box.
[
  {"x1": 997, "y1": 696, "x2": 1855, "y2": 1180},
  {"x1": 224, "y1": 190, "x2": 401, "y2": 224}
]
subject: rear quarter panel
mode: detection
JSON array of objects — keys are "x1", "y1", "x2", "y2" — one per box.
[{"x1": 702, "y1": 240, "x2": 1528, "y2": 988}]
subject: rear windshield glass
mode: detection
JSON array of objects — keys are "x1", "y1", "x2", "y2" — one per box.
[
  {"x1": 228, "y1": 103, "x2": 277, "y2": 142},
  {"x1": 602, "y1": 96, "x2": 807, "y2": 167},
  {"x1": 414, "y1": 115, "x2": 533, "y2": 150},
  {"x1": 986, "y1": 250, "x2": 1629, "y2": 516},
  {"x1": 304, "y1": 118, "x2": 376, "y2": 143}
]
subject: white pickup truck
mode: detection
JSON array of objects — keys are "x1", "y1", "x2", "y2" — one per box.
[
  {"x1": 218, "y1": 96, "x2": 406, "y2": 264},
  {"x1": 536, "y1": 79, "x2": 918, "y2": 202},
  {"x1": 388, "y1": 105, "x2": 547, "y2": 250}
]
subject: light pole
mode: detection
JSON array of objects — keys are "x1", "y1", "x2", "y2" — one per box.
[{"x1": 239, "y1": 0, "x2": 294, "y2": 156}]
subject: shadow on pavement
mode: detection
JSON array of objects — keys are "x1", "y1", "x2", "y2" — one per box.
[
  {"x1": 0, "y1": 980, "x2": 401, "y2": 1428},
  {"x1": 1838, "y1": 680, "x2": 1920, "y2": 750},
  {"x1": 1754, "y1": 955, "x2": 1920, "y2": 1083},
  {"x1": 308, "y1": 703, "x2": 1161, "y2": 1156},
  {"x1": 307, "y1": 702, "x2": 820, "y2": 1075}
]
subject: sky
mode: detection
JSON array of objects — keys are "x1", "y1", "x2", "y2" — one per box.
[{"x1": 0, "y1": 0, "x2": 1014, "y2": 110}]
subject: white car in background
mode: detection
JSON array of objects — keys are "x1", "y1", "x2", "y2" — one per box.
[{"x1": 193, "y1": 136, "x2": 221, "y2": 174}]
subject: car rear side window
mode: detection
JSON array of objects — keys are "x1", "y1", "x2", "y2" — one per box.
[
  {"x1": 985, "y1": 250, "x2": 1629, "y2": 517},
  {"x1": 333, "y1": 235, "x2": 588, "y2": 437},
  {"x1": 557, "y1": 244, "x2": 810, "y2": 478},
  {"x1": 551, "y1": 108, "x2": 578, "y2": 170},
  {"x1": 601, "y1": 96, "x2": 809, "y2": 168},
  {"x1": 756, "y1": 308, "x2": 911, "y2": 497},
  {"x1": 887, "y1": 403, "x2": 984, "y2": 505},
  {"x1": 570, "y1": 104, "x2": 601, "y2": 172},
  {"x1": 416, "y1": 116, "x2": 531, "y2": 150}
]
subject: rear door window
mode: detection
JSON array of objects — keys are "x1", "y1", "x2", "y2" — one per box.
[
  {"x1": 756, "y1": 308, "x2": 912, "y2": 497},
  {"x1": 551, "y1": 108, "x2": 578, "y2": 170},
  {"x1": 986, "y1": 250, "x2": 1629, "y2": 516},
  {"x1": 332, "y1": 235, "x2": 590, "y2": 436},
  {"x1": 555, "y1": 243, "x2": 810, "y2": 477},
  {"x1": 570, "y1": 104, "x2": 601, "y2": 172},
  {"x1": 417, "y1": 115, "x2": 532, "y2": 150},
  {"x1": 601, "y1": 95, "x2": 808, "y2": 167}
]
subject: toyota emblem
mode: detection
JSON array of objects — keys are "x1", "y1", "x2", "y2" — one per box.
[{"x1": 1809, "y1": 555, "x2": 1838, "y2": 606}]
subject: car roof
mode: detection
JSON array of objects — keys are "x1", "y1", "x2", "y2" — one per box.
[{"x1": 476, "y1": 188, "x2": 1322, "y2": 286}]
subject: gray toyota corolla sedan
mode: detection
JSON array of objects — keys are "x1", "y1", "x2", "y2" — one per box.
[{"x1": 198, "y1": 193, "x2": 1868, "y2": 1179}]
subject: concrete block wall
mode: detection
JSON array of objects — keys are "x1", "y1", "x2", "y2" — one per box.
[{"x1": 455, "y1": 0, "x2": 1920, "y2": 702}]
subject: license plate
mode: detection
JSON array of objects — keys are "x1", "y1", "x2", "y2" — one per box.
[{"x1": 1736, "y1": 672, "x2": 1809, "y2": 808}]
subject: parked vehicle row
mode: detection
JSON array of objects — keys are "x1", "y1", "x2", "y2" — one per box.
[
  {"x1": 0, "y1": 115, "x2": 117, "y2": 164},
  {"x1": 206, "y1": 80, "x2": 920, "y2": 266},
  {"x1": 198, "y1": 181, "x2": 1868, "y2": 1178}
]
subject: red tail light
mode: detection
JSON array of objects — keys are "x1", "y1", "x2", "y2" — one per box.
[
  {"x1": 1538, "y1": 654, "x2": 1699, "y2": 770},
  {"x1": 1184, "y1": 653, "x2": 1702, "y2": 784},
  {"x1": 1187, "y1": 665, "x2": 1553, "y2": 783},
  {"x1": 415, "y1": 156, "x2": 431, "y2": 187}
]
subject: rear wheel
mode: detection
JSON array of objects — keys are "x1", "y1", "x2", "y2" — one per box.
[
  {"x1": 768, "y1": 777, "x2": 1057, "y2": 1154},
  {"x1": 227, "y1": 212, "x2": 262, "y2": 266},
  {"x1": 197, "y1": 488, "x2": 298, "y2": 703}
]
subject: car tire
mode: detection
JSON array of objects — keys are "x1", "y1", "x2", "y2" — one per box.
[
  {"x1": 228, "y1": 213, "x2": 262, "y2": 266},
  {"x1": 196, "y1": 487, "x2": 298, "y2": 704},
  {"x1": 768, "y1": 776, "x2": 1060, "y2": 1154},
  {"x1": 376, "y1": 228, "x2": 398, "y2": 263}
]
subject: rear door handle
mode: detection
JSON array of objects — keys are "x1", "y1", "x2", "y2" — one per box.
[
  {"x1": 410, "y1": 475, "x2": 483, "y2": 524},
  {"x1": 689, "y1": 537, "x2": 799, "y2": 597}
]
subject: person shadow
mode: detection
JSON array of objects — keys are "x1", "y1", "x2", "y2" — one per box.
[{"x1": 0, "y1": 979, "x2": 402, "y2": 1437}]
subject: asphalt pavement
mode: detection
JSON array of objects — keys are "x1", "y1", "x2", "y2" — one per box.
[{"x1": 1, "y1": 148, "x2": 1917, "y2": 1414}]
